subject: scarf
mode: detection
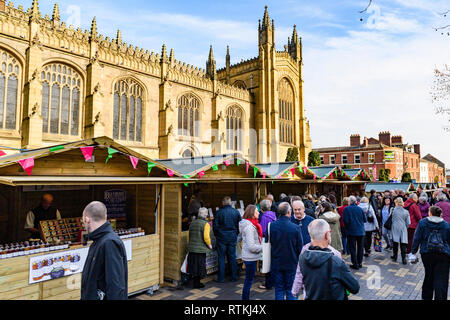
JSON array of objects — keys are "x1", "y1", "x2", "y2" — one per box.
[{"x1": 247, "y1": 218, "x2": 263, "y2": 241}]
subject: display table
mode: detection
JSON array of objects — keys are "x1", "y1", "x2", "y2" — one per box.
[{"x1": 0, "y1": 234, "x2": 159, "y2": 300}]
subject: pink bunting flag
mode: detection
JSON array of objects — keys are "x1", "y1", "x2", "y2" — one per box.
[
  {"x1": 18, "y1": 158, "x2": 34, "y2": 176},
  {"x1": 246, "y1": 162, "x2": 249, "y2": 174},
  {"x1": 130, "y1": 156, "x2": 139, "y2": 170},
  {"x1": 291, "y1": 168, "x2": 295, "y2": 177},
  {"x1": 303, "y1": 166, "x2": 307, "y2": 173},
  {"x1": 0, "y1": 150, "x2": 6, "y2": 156},
  {"x1": 262, "y1": 172, "x2": 266, "y2": 179},
  {"x1": 167, "y1": 169, "x2": 174, "y2": 177},
  {"x1": 80, "y1": 146, "x2": 94, "y2": 161},
  {"x1": 313, "y1": 174, "x2": 317, "y2": 180},
  {"x1": 198, "y1": 171, "x2": 205, "y2": 179},
  {"x1": 330, "y1": 172, "x2": 334, "y2": 179},
  {"x1": 224, "y1": 160, "x2": 231, "y2": 167}
]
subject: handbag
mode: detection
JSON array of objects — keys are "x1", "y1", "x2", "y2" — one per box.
[
  {"x1": 261, "y1": 223, "x2": 271, "y2": 273},
  {"x1": 383, "y1": 208, "x2": 393, "y2": 230},
  {"x1": 365, "y1": 207, "x2": 374, "y2": 223},
  {"x1": 373, "y1": 231, "x2": 383, "y2": 252},
  {"x1": 180, "y1": 252, "x2": 189, "y2": 274}
]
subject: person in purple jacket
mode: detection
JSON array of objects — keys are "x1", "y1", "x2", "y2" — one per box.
[
  {"x1": 418, "y1": 195, "x2": 431, "y2": 219},
  {"x1": 258, "y1": 199, "x2": 277, "y2": 290}
]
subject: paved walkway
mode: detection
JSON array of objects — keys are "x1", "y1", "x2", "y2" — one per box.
[{"x1": 132, "y1": 247, "x2": 449, "y2": 300}]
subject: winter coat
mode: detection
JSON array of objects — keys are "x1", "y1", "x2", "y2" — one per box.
[
  {"x1": 259, "y1": 210, "x2": 276, "y2": 235},
  {"x1": 403, "y1": 199, "x2": 421, "y2": 230},
  {"x1": 213, "y1": 205, "x2": 242, "y2": 243},
  {"x1": 358, "y1": 202, "x2": 379, "y2": 232},
  {"x1": 298, "y1": 246, "x2": 360, "y2": 300},
  {"x1": 411, "y1": 216, "x2": 450, "y2": 256},
  {"x1": 343, "y1": 204, "x2": 367, "y2": 237},
  {"x1": 238, "y1": 219, "x2": 262, "y2": 261},
  {"x1": 418, "y1": 201, "x2": 430, "y2": 219},
  {"x1": 266, "y1": 216, "x2": 303, "y2": 273},
  {"x1": 369, "y1": 195, "x2": 379, "y2": 216},
  {"x1": 290, "y1": 214, "x2": 315, "y2": 245},
  {"x1": 81, "y1": 222, "x2": 128, "y2": 300},
  {"x1": 435, "y1": 201, "x2": 450, "y2": 224},
  {"x1": 337, "y1": 205, "x2": 348, "y2": 229},
  {"x1": 318, "y1": 211, "x2": 343, "y2": 251},
  {"x1": 292, "y1": 243, "x2": 342, "y2": 298},
  {"x1": 391, "y1": 206, "x2": 411, "y2": 244},
  {"x1": 188, "y1": 218, "x2": 211, "y2": 254}
]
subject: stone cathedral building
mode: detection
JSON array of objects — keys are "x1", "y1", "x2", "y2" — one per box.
[{"x1": 0, "y1": 1, "x2": 312, "y2": 163}]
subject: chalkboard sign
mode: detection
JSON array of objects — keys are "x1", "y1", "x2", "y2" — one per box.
[{"x1": 104, "y1": 190, "x2": 127, "y2": 219}]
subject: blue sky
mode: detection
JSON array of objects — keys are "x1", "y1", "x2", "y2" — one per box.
[{"x1": 17, "y1": 0, "x2": 450, "y2": 166}]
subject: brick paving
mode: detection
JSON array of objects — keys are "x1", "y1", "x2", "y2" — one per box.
[{"x1": 131, "y1": 246, "x2": 449, "y2": 300}]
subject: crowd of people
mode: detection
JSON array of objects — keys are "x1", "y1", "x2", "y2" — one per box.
[{"x1": 185, "y1": 187, "x2": 450, "y2": 300}]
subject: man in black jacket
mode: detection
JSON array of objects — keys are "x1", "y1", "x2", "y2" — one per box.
[
  {"x1": 299, "y1": 219, "x2": 360, "y2": 300},
  {"x1": 81, "y1": 201, "x2": 128, "y2": 300}
]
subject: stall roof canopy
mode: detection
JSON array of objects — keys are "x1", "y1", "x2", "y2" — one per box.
[
  {"x1": 155, "y1": 153, "x2": 246, "y2": 176},
  {"x1": 0, "y1": 136, "x2": 172, "y2": 177},
  {"x1": 254, "y1": 162, "x2": 297, "y2": 178},
  {"x1": 365, "y1": 182, "x2": 412, "y2": 193},
  {"x1": 307, "y1": 166, "x2": 337, "y2": 179}
]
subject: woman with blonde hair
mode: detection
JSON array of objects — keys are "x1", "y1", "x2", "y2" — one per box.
[
  {"x1": 358, "y1": 197, "x2": 379, "y2": 257},
  {"x1": 391, "y1": 197, "x2": 411, "y2": 264}
]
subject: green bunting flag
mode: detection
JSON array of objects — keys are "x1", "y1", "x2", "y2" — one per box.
[
  {"x1": 147, "y1": 162, "x2": 156, "y2": 176},
  {"x1": 183, "y1": 175, "x2": 190, "y2": 179},
  {"x1": 237, "y1": 159, "x2": 241, "y2": 166},
  {"x1": 254, "y1": 167, "x2": 258, "y2": 178},
  {"x1": 49, "y1": 145, "x2": 64, "y2": 152},
  {"x1": 299, "y1": 166, "x2": 303, "y2": 174},
  {"x1": 105, "y1": 148, "x2": 118, "y2": 164},
  {"x1": 212, "y1": 164, "x2": 219, "y2": 171}
]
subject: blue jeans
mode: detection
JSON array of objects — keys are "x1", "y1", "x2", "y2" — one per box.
[
  {"x1": 273, "y1": 269, "x2": 297, "y2": 300},
  {"x1": 341, "y1": 227, "x2": 350, "y2": 254},
  {"x1": 242, "y1": 261, "x2": 257, "y2": 300},
  {"x1": 216, "y1": 241, "x2": 237, "y2": 282}
]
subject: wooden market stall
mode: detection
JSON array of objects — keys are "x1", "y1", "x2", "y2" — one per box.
[
  {"x1": 0, "y1": 137, "x2": 188, "y2": 300},
  {"x1": 155, "y1": 154, "x2": 269, "y2": 284}
]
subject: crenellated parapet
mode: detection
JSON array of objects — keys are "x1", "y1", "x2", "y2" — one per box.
[
  {"x1": 217, "y1": 56, "x2": 259, "y2": 75},
  {"x1": 0, "y1": 2, "x2": 30, "y2": 40},
  {"x1": 166, "y1": 60, "x2": 212, "y2": 91},
  {"x1": 216, "y1": 81, "x2": 251, "y2": 102}
]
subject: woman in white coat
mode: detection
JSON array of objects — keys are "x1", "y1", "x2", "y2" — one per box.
[
  {"x1": 358, "y1": 197, "x2": 379, "y2": 257},
  {"x1": 390, "y1": 197, "x2": 411, "y2": 265}
]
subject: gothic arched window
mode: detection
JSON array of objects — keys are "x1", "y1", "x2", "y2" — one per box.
[
  {"x1": 226, "y1": 105, "x2": 243, "y2": 151},
  {"x1": 113, "y1": 79, "x2": 143, "y2": 142},
  {"x1": 0, "y1": 49, "x2": 21, "y2": 130},
  {"x1": 178, "y1": 93, "x2": 200, "y2": 137},
  {"x1": 278, "y1": 78, "x2": 294, "y2": 144},
  {"x1": 41, "y1": 63, "x2": 82, "y2": 136},
  {"x1": 182, "y1": 148, "x2": 194, "y2": 158},
  {"x1": 233, "y1": 80, "x2": 247, "y2": 90}
]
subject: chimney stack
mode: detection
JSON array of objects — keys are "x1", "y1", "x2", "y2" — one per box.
[
  {"x1": 391, "y1": 135, "x2": 403, "y2": 145},
  {"x1": 378, "y1": 131, "x2": 391, "y2": 146},
  {"x1": 350, "y1": 134, "x2": 360, "y2": 147},
  {"x1": 362, "y1": 137, "x2": 369, "y2": 147},
  {"x1": 414, "y1": 144, "x2": 421, "y2": 157}
]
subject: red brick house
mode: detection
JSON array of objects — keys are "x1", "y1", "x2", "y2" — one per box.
[{"x1": 314, "y1": 132, "x2": 421, "y2": 182}]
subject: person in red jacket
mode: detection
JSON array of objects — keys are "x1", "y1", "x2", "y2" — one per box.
[
  {"x1": 337, "y1": 197, "x2": 350, "y2": 255},
  {"x1": 403, "y1": 193, "x2": 421, "y2": 255}
]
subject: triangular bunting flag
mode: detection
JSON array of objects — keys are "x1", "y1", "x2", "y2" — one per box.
[
  {"x1": 313, "y1": 174, "x2": 317, "y2": 180},
  {"x1": 105, "y1": 148, "x2": 118, "y2": 164},
  {"x1": 0, "y1": 150, "x2": 6, "y2": 156},
  {"x1": 262, "y1": 172, "x2": 266, "y2": 179},
  {"x1": 246, "y1": 162, "x2": 249, "y2": 174},
  {"x1": 291, "y1": 168, "x2": 295, "y2": 177},
  {"x1": 50, "y1": 145, "x2": 64, "y2": 152},
  {"x1": 18, "y1": 158, "x2": 34, "y2": 176},
  {"x1": 237, "y1": 159, "x2": 241, "y2": 166},
  {"x1": 224, "y1": 160, "x2": 231, "y2": 167},
  {"x1": 167, "y1": 169, "x2": 174, "y2": 177},
  {"x1": 254, "y1": 167, "x2": 258, "y2": 178},
  {"x1": 80, "y1": 147, "x2": 94, "y2": 161},
  {"x1": 198, "y1": 171, "x2": 205, "y2": 179},
  {"x1": 147, "y1": 162, "x2": 156, "y2": 176},
  {"x1": 299, "y1": 166, "x2": 303, "y2": 174},
  {"x1": 212, "y1": 164, "x2": 219, "y2": 171},
  {"x1": 129, "y1": 156, "x2": 139, "y2": 169}
]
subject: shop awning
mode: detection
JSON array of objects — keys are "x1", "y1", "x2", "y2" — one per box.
[
  {"x1": 364, "y1": 182, "x2": 412, "y2": 193},
  {"x1": 0, "y1": 176, "x2": 190, "y2": 186},
  {"x1": 254, "y1": 162, "x2": 297, "y2": 178}
]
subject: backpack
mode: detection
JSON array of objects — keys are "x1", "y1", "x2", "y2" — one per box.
[
  {"x1": 363, "y1": 206, "x2": 374, "y2": 223},
  {"x1": 426, "y1": 228, "x2": 444, "y2": 254}
]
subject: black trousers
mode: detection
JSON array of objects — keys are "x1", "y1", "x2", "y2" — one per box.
[
  {"x1": 421, "y1": 253, "x2": 450, "y2": 300},
  {"x1": 364, "y1": 231, "x2": 373, "y2": 254},
  {"x1": 392, "y1": 242, "x2": 407, "y2": 261},
  {"x1": 347, "y1": 235, "x2": 364, "y2": 266}
]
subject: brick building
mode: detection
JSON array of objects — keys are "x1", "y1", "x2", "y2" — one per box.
[
  {"x1": 314, "y1": 132, "x2": 421, "y2": 182},
  {"x1": 421, "y1": 154, "x2": 446, "y2": 185}
]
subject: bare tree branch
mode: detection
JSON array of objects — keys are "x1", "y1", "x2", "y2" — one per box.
[{"x1": 359, "y1": 0, "x2": 373, "y2": 14}]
